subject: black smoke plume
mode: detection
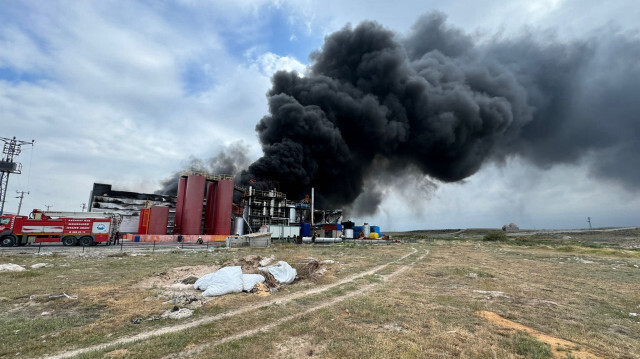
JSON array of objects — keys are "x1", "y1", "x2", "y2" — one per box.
[
  {"x1": 239, "y1": 12, "x2": 640, "y2": 214},
  {"x1": 157, "y1": 141, "x2": 250, "y2": 195}
]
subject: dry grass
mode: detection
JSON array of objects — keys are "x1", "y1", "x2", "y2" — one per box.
[
  {"x1": 0, "y1": 244, "x2": 407, "y2": 358},
  {"x1": 1, "y1": 233, "x2": 639, "y2": 359}
]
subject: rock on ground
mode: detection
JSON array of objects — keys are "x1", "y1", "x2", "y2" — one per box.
[{"x1": 0, "y1": 263, "x2": 26, "y2": 272}]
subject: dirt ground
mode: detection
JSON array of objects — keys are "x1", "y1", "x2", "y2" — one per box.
[{"x1": 1, "y1": 230, "x2": 639, "y2": 359}]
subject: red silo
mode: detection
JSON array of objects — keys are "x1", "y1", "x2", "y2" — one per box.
[
  {"x1": 204, "y1": 181, "x2": 218, "y2": 234},
  {"x1": 181, "y1": 174, "x2": 206, "y2": 235},
  {"x1": 138, "y1": 208, "x2": 150, "y2": 234},
  {"x1": 173, "y1": 176, "x2": 187, "y2": 234},
  {"x1": 148, "y1": 206, "x2": 169, "y2": 234},
  {"x1": 212, "y1": 179, "x2": 234, "y2": 235}
]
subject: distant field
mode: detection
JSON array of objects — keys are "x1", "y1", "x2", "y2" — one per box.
[{"x1": 1, "y1": 230, "x2": 639, "y2": 358}]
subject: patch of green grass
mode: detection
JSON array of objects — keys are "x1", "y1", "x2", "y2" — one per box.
[
  {"x1": 0, "y1": 315, "x2": 98, "y2": 357},
  {"x1": 2, "y1": 270, "x2": 42, "y2": 279},
  {"x1": 500, "y1": 331, "x2": 552, "y2": 359},
  {"x1": 432, "y1": 266, "x2": 495, "y2": 279},
  {"x1": 483, "y1": 231, "x2": 508, "y2": 242},
  {"x1": 362, "y1": 274, "x2": 382, "y2": 283}
]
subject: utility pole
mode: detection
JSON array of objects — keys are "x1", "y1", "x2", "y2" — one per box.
[
  {"x1": 0, "y1": 136, "x2": 35, "y2": 215},
  {"x1": 311, "y1": 187, "x2": 314, "y2": 226},
  {"x1": 15, "y1": 190, "x2": 29, "y2": 215},
  {"x1": 587, "y1": 217, "x2": 592, "y2": 230},
  {"x1": 81, "y1": 203, "x2": 86, "y2": 212},
  {"x1": 44, "y1": 204, "x2": 53, "y2": 211}
]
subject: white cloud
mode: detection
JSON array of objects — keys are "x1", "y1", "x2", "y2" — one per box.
[
  {"x1": 282, "y1": 0, "x2": 640, "y2": 41},
  {"x1": 250, "y1": 52, "x2": 307, "y2": 77},
  {"x1": 0, "y1": 1, "x2": 274, "y2": 213},
  {"x1": 0, "y1": 26, "x2": 49, "y2": 72}
]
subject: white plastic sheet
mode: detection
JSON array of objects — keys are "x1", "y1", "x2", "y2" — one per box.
[
  {"x1": 194, "y1": 266, "x2": 244, "y2": 297},
  {"x1": 259, "y1": 261, "x2": 297, "y2": 284},
  {"x1": 194, "y1": 267, "x2": 267, "y2": 297}
]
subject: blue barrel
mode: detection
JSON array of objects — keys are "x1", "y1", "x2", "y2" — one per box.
[
  {"x1": 337, "y1": 224, "x2": 343, "y2": 231},
  {"x1": 301, "y1": 223, "x2": 311, "y2": 237},
  {"x1": 134, "y1": 235, "x2": 140, "y2": 242}
]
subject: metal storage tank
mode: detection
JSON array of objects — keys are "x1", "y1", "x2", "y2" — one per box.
[
  {"x1": 173, "y1": 176, "x2": 187, "y2": 234},
  {"x1": 212, "y1": 179, "x2": 234, "y2": 235},
  {"x1": 148, "y1": 206, "x2": 169, "y2": 234},
  {"x1": 288, "y1": 206, "x2": 296, "y2": 224},
  {"x1": 203, "y1": 181, "x2": 218, "y2": 234},
  {"x1": 234, "y1": 216, "x2": 245, "y2": 235},
  {"x1": 363, "y1": 223, "x2": 371, "y2": 237},
  {"x1": 345, "y1": 229, "x2": 354, "y2": 239},
  {"x1": 182, "y1": 174, "x2": 206, "y2": 235}
]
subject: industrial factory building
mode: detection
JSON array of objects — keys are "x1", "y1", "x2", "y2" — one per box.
[
  {"x1": 87, "y1": 183, "x2": 176, "y2": 233},
  {"x1": 89, "y1": 172, "x2": 384, "y2": 243}
]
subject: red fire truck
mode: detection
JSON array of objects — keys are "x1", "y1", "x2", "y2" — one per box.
[{"x1": 0, "y1": 209, "x2": 120, "y2": 247}]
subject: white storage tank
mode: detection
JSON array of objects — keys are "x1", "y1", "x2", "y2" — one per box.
[
  {"x1": 363, "y1": 223, "x2": 371, "y2": 238},
  {"x1": 345, "y1": 229, "x2": 354, "y2": 239},
  {"x1": 288, "y1": 206, "x2": 296, "y2": 224}
]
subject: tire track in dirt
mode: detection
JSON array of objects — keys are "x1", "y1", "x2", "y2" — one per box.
[
  {"x1": 44, "y1": 247, "x2": 419, "y2": 359},
  {"x1": 167, "y1": 251, "x2": 429, "y2": 358}
]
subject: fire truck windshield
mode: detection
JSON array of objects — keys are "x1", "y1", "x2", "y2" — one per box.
[{"x1": 0, "y1": 218, "x2": 10, "y2": 225}]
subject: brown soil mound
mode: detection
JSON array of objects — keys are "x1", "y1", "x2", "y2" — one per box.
[{"x1": 222, "y1": 255, "x2": 262, "y2": 273}]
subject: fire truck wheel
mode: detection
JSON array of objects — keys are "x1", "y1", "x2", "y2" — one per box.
[
  {"x1": 62, "y1": 236, "x2": 77, "y2": 246},
  {"x1": 79, "y1": 236, "x2": 94, "y2": 246},
  {"x1": 1, "y1": 235, "x2": 16, "y2": 247}
]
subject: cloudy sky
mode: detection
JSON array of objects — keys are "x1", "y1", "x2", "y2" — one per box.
[{"x1": 2, "y1": 0, "x2": 639, "y2": 230}]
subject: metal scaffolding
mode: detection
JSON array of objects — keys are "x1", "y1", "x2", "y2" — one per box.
[{"x1": 0, "y1": 136, "x2": 34, "y2": 215}]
